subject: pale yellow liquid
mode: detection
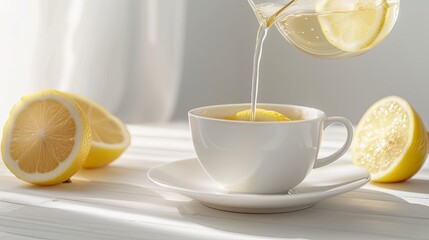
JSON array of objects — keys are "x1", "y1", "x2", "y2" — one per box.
[
  {"x1": 249, "y1": 2, "x2": 399, "y2": 120},
  {"x1": 254, "y1": 3, "x2": 399, "y2": 59}
]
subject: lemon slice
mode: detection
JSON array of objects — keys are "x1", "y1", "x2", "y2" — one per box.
[
  {"x1": 1, "y1": 90, "x2": 91, "y2": 185},
  {"x1": 227, "y1": 108, "x2": 290, "y2": 122},
  {"x1": 69, "y1": 93, "x2": 131, "y2": 169},
  {"x1": 316, "y1": 0, "x2": 388, "y2": 52},
  {"x1": 352, "y1": 96, "x2": 428, "y2": 182}
]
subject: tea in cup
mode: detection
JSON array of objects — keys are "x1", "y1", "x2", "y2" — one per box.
[{"x1": 188, "y1": 103, "x2": 353, "y2": 194}]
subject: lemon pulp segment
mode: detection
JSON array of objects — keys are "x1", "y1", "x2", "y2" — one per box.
[
  {"x1": 227, "y1": 108, "x2": 290, "y2": 122},
  {"x1": 1, "y1": 90, "x2": 91, "y2": 185}
]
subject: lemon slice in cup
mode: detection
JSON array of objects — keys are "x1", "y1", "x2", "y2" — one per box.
[
  {"x1": 352, "y1": 96, "x2": 428, "y2": 182},
  {"x1": 1, "y1": 90, "x2": 91, "y2": 185},
  {"x1": 69, "y1": 93, "x2": 131, "y2": 169},
  {"x1": 316, "y1": 0, "x2": 388, "y2": 52},
  {"x1": 227, "y1": 108, "x2": 290, "y2": 122}
]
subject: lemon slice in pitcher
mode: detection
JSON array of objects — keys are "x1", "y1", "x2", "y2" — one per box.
[
  {"x1": 228, "y1": 108, "x2": 290, "y2": 122},
  {"x1": 352, "y1": 96, "x2": 428, "y2": 182},
  {"x1": 69, "y1": 93, "x2": 131, "y2": 169},
  {"x1": 316, "y1": 0, "x2": 388, "y2": 52},
  {"x1": 1, "y1": 90, "x2": 91, "y2": 185}
]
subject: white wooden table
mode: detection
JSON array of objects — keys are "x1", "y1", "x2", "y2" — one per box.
[{"x1": 0, "y1": 123, "x2": 428, "y2": 240}]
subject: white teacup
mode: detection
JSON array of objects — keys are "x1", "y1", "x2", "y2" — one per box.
[{"x1": 188, "y1": 103, "x2": 353, "y2": 194}]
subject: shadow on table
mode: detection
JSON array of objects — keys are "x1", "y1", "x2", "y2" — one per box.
[
  {"x1": 178, "y1": 189, "x2": 429, "y2": 239},
  {"x1": 17, "y1": 161, "x2": 188, "y2": 210},
  {"x1": 371, "y1": 179, "x2": 429, "y2": 194},
  {"x1": 1, "y1": 162, "x2": 196, "y2": 239}
]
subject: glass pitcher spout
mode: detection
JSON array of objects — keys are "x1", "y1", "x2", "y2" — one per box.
[
  {"x1": 248, "y1": 0, "x2": 309, "y2": 28},
  {"x1": 265, "y1": 0, "x2": 297, "y2": 27}
]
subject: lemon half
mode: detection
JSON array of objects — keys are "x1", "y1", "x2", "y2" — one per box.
[
  {"x1": 69, "y1": 93, "x2": 131, "y2": 169},
  {"x1": 1, "y1": 90, "x2": 91, "y2": 185},
  {"x1": 227, "y1": 108, "x2": 290, "y2": 122},
  {"x1": 316, "y1": 0, "x2": 388, "y2": 52},
  {"x1": 352, "y1": 96, "x2": 428, "y2": 182}
]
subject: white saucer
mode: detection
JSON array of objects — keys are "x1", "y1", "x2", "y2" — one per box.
[{"x1": 147, "y1": 158, "x2": 370, "y2": 213}]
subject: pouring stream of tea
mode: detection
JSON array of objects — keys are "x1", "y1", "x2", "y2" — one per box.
[{"x1": 250, "y1": 0, "x2": 296, "y2": 121}]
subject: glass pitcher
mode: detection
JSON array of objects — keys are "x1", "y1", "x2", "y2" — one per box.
[{"x1": 248, "y1": 0, "x2": 400, "y2": 59}]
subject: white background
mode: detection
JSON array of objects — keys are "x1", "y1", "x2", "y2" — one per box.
[
  {"x1": 0, "y1": 1, "x2": 427, "y2": 126},
  {"x1": 173, "y1": 0, "x2": 428, "y2": 125}
]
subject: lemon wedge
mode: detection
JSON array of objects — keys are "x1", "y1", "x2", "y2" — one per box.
[
  {"x1": 352, "y1": 96, "x2": 428, "y2": 182},
  {"x1": 69, "y1": 93, "x2": 131, "y2": 169},
  {"x1": 316, "y1": 0, "x2": 388, "y2": 52},
  {"x1": 228, "y1": 108, "x2": 290, "y2": 122},
  {"x1": 1, "y1": 90, "x2": 91, "y2": 185}
]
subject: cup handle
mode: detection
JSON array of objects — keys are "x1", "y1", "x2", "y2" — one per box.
[{"x1": 314, "y1": 116, "x2": 353, "y2": 168}]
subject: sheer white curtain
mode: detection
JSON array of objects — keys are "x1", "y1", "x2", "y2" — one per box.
[{"x1": 0, "y1": 0, "x2": 186, "y2": 125}]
